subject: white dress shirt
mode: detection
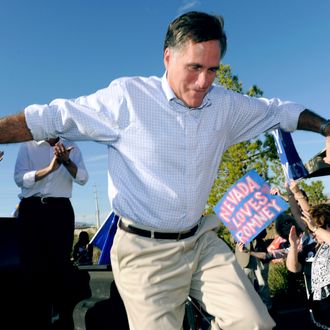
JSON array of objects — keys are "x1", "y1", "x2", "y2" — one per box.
[
  {"x1": 14, "y1": 139, "x2": 88, "y2": 199},
  {"x1": 24, "y1": 74, "x2": 304, "y2": 231}
]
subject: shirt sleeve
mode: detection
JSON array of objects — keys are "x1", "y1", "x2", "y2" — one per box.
[
  {"x1": 14, "y1": 144, "x2": 37, "y2": 188},
  {"x1": 24, "y1": 82, "x2": 122, "y2": 143},
  {"x1": 68, "y1": 142, "x2": 89, "y2": 185},
  {"x1": 218, "y1": 89, "x2": 305, "y2": 147}
]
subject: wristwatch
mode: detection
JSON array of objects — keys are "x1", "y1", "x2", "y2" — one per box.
[
  {"x1": 311, "y1": 226, "x2": 319, "y2": 233},
  {"x1": 63, "y1": 159, "x2": 72, "y2": 166},
  {"x1": 320, "y1": 119, "x2": 330, "y2": 136}
]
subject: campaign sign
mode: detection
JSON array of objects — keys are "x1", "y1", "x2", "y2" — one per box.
[{"x1": 213, "y1": 169, "x2": 288, "y2": 245}]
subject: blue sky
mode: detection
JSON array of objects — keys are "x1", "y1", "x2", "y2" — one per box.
[{"x1": 0, "y1": 0, "x2": 329, "y2": 225}]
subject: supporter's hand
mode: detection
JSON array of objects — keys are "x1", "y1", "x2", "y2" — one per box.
[
  {"x1": 237, "y1": 242, "x2": 249, "y2": 253},
  {"x1": 288, "y1": 226, "x2": 299, "y2": 247},
  {"x1": 289, "y1": 180, "x2": 300, "y2": 194},
  {"x1": 270, "y1": 187, "x2": 280, "y2": 195},
  {"x1": 324, "y1": 136, "x2": 330, "y2": 164},
  {"x1": 301, "y1": 211, "x2": 318, "y2": 232}
]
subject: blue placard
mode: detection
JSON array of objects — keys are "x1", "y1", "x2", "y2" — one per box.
[
  {"x1": 213, "y1": 169, "x2": 288, "y2": 245},
  {"x1": 271, "y1": 129, "x2": 308, "y2": 181}
]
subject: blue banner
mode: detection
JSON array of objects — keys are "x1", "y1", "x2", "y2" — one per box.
[
  {"x1": 271, "y1": 129, "x2": 308, "y2": 181},
  {"x1": 213, "y1": 170, "x2": 288, "y2": 245},
  {"x1": 89, "y1": 211, "x2": 119, "y2": 265}
]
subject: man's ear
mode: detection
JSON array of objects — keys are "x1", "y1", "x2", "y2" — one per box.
[{"x1": 163, "y1": 48, "x2": 170, "y2": 69}]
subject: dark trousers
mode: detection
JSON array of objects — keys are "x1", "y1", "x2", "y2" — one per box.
[
  {"x1": 311, "y1": 294, "x2": 330, "y2": 327},
  {"x1": 16, "y1": 197, "x2": 75, "y2": 330}
]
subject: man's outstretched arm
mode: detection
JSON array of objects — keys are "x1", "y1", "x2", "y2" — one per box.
[{"x1": 0, "y1": 112, "x2": 33, "y2": 143}]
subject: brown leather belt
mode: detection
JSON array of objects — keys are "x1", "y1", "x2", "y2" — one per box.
[{"x1": 118, "y1": 218, "x2": 198, "y2": 240}]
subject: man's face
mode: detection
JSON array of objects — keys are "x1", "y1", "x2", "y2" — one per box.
[{"x1": 164, "y1": 39, "x2": 221, "y2": 108}]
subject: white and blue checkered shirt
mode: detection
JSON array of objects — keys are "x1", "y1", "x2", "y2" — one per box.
[{"x1": 25, "y1": 74, "x2": 304, "y2": 231}]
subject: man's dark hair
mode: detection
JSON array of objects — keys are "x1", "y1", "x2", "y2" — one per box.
[{"x1": 164, "y1": 11, "x2": 227, "y2": 58}]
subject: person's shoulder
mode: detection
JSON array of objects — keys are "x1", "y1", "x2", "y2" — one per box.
[
  {"x1": 110, "y1": 75, "x2": 162, "y2": 89},
  {"x1": 208, "y1": 83, "x2": 242, "y2": 101},
  {"x1": 60, "y1": 139, "x2": 79, "y2": 148},
  {"x1": 23, "y1": 140, "x2": 39, "y2": 146},
  {"x1": 210, "y1": 83, "x2": 235, "y2": 93},
  {"x1": 19, "y1": 140, "x2": 38, "y2": 151}
]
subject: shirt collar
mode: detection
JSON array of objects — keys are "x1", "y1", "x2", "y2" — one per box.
[
  {"x1": 161, "y1": 72, "x2": 212, "y2": 110},
  {"x1": 37, "y1": 140, "x2": 48, "y2": 146},
  {"x1": 37, "y1": 138, "x2": 62, "y2": 146}
]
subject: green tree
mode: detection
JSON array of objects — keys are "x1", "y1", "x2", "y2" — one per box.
[{"x1": 300, "y1": 180, "x2": 327, "y2": 205}]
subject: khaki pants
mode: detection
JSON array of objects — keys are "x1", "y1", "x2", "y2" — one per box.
[{"x1": 111, "y1": 215, "x2": 275, "y2": 330}]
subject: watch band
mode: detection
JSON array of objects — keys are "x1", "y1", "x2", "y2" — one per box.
[
  {"x1": 320, "y1": 119, "x2": 330, "y2": 136},
  {"x1": 311, "y1": 226, "x2": 319, "y2": 233},
  {"x1": 63, "y1": 158, "x2": 72, "y2": 166}
]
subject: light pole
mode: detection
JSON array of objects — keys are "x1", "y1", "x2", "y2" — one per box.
[{"x1": 93, "y1": 184, "x2": 100, "y2": 228}]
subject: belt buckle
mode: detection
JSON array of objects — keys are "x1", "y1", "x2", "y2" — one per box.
[{"x1": 41, "y1": 197, "x2": 48, "y2": 204}]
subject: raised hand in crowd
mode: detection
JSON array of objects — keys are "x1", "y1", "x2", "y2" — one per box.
[
  {"x1": 269, "y1": 187, "x2": 288, "y2": 201},
  {"x1": 301, "y1": 210, "x2": 318, "y2": 233},
  {"x1": 301, "y1": 209, "x2": 330, "y2": 245},
  {"x1": 324, "y1": 136, "x2": 330, "y2": 164},
  {"x1": 286, "y1": 226, "x2": 302, "y2": 273}
]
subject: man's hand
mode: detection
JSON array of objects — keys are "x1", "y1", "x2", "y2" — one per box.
[
  {"x1": 54, "y1": 143, "x2": 73, "y2": 163},
  {"x1": 54, "y1": 143, "x2": 77, "y2": 178}
]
